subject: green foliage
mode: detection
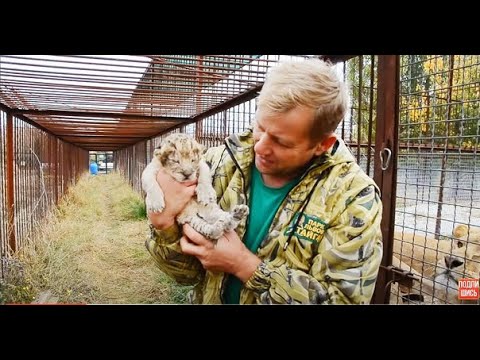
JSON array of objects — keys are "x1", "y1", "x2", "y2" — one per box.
[
  {"x1": 143, "y1": 273, "x2": 192, "y2": 304},
  {"x1": 164, "y1": 275, "x2": 192, "y2": 304},
  {"x1": 119, "y1": 196, "x2": 147, "y2": 221},
  {"x1": 168, "y1": 283, "x2": 192, "y2": 304}
]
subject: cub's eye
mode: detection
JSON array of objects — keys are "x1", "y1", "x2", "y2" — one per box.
[
  {"x1": 170, "y1": 159, "x2": 179, "y2": 164},
  {"x1": 191, "y1": 159, "x2": 195, "y2": 162}
]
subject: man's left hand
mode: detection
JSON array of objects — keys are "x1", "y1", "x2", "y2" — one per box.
[{"x1": 180, "y1": 224, "x2": 261, "y2": 283}]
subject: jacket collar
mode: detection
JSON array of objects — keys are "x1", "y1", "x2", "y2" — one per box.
[{"x1": 224, "y1": 127, "x2": 356, "y2": 178}]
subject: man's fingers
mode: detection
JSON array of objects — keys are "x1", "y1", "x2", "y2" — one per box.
[
  {"x1": 185, "y1": 185, "x2": 197, "y2": 197},
  {"x1": 183, "y1": 224, "x2": 211, "y2": 246},
  {"x1": 182, "y1": 179, "x2": 198, "y2": 187},
  {"x1": 180, "y1": 236, "x2": 201, "y2": 256}
]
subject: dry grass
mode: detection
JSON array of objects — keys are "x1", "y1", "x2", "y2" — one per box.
[{"x1": 9, "y1": 172, "x2": 191, "y2": 304}]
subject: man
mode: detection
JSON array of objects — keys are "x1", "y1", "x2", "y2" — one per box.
[{"x1": 146, "y1": 58, "x2": 383, "y2": 304}]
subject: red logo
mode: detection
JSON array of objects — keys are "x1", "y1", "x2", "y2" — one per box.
[{"x1": 458, "y1": 278, "x2": 479, "y2": 300}]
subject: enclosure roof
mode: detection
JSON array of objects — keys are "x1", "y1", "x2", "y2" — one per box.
[{"x1": 0, "y1": 55, "x2": 349, "y2": 151}]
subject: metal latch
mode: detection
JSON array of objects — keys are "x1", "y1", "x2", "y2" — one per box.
[
  {"x1": 381, "y1": 265, "x2": 419, "y2": 289},
  {"x1": 380, "y1": 148, "x2": 392, "y2": 170}
]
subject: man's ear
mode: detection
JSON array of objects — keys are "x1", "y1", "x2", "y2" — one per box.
[{"x1": 314, "y1": 134, "x2": 337, "y2": 156}]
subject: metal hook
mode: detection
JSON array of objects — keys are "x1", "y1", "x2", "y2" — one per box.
[{"x1": 380, "y1": 148, "x2": 392, "y2": 171}]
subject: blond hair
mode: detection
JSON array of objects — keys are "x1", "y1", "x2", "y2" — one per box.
[{"x1": 257, "y1": 58, "x2": 349, "y2": 141}]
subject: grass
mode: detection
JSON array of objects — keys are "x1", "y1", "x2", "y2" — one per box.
[
  {"x1": 0, "y1": 257, "x2": 34, "y2": 304},
  {"x1": 3, "y1": 172, "x2": 191, "y2": 304}
]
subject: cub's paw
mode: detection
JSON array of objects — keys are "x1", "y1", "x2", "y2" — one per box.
[
  {"x1": 196, "y1": 184, "x2": 217, "y2": 205},
  {"x1": 146, "y1": 198, "x2": 165, "y2": 213},
  {"x1": 204, "y1": 225, "x2": 224, "y2": 240},
  {"x1": 232, "y1": 204, "x2": 249, "y2": 220},
  {"x1": 219, "y1": 216, "x2": 235, "y2": 232}
]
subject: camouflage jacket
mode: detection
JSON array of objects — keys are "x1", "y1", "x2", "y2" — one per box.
[{"x1": 146, "y1": 128, "x2": 383, "y2": 304}]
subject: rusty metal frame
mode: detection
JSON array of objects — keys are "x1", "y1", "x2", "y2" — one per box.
[{"x1": 372, "y1": 55, "x2": 400, "y2": 304}]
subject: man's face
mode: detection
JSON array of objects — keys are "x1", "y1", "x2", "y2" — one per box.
[{"x1": 253, "y1": 106, "x2": 326, "y2": 179}]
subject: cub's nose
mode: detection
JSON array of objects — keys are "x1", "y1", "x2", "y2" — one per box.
[
  {"x1": 181, "y1": 169, "x2": 196, "y2": 181},
  {"x1": 444, "y1": 255, "x2": 463, "y2": 269}
]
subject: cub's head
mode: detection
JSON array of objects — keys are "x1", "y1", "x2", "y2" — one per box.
[
  {"x1": 434, "y1": 224, "x2": 480, "y2": 282},
  {"x1": 450, "y1": 224, "x2": 480, "y2": 277},
  {"x1": 452, "y1": 224, "x2": 480, "y2": 249},
  {"x1": 154, "y1": 133, "x2": 204, "y2": 182}
]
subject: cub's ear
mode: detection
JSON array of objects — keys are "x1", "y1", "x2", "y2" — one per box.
[
  {"x1": 453, "y1": 224, "x2": 469, "y2": 238},
  {"x1": 153, "y1": 148, "x2": 162, "y2": 157},
  {"x1": 159, "y1": 134, "x2": 175, "y2": 151},
  {"x1": 165, "y1": 136, "x2": 175, "y2": 146},
  {"x1": 192, "y1": 140, "x2": 205, "y2": 155}
]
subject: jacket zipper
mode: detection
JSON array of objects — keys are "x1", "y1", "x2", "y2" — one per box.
[{"x1": 220, "y1": 140, "x2": 249, "y2": 304}]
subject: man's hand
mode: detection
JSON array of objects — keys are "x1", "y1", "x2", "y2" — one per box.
[
  {"x1": 180, "y1": 224, "x2": 262, "y2": 283},
  {"x1": 148, "y1": 169, "x2": 197, "y2": 230}
]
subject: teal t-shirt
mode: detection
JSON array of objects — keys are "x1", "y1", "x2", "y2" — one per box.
[{"x1": 223, "y1": 165, "x2": 299, "y2": 304}]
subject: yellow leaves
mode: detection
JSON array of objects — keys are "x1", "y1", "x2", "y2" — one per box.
[
  {"x1": 424, "y1": 59, "x2": 434, "y2": 72},
  {"x1": 424, "y1": 57, "x2": 445, "y2": 73},
  {"x1": 421, "y1": 122, "x2": 427, "y2": 133}
]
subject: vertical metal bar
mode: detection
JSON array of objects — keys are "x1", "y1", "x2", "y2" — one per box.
[
  {"x1": 53, "y1": 138, "x2": 58, "y2": 204},
  {"x1": 223, "y1": 110, "x2": 227, "y2": 142},
  {"x1": 366, "y1": 55, "x2": 375, "y2": 176},
  {"x1": 0, "y1": 111, "x2": 5, "y2": 276},
  {"x1": 144, "y1": 141, "x2": 148, "y2": 169},
  {"x1": 6, "y1": 111, "x2": 16, "y2": 253},
  {"x1": 342, "y1": 62, "x2": 346, "y2": 140},
  {"x1": 372, "y1": 55, "x2": 400, "y2": 304},
  {"x1": 195, "y1": 56, "x2": 204, "y2": 142},
  {"x1": 357, "y1": 56, "x2": 363, "y2": 164},
  {"x1": 47, "y1": 133, "x2": 51, "y2": 207},
  {"x1": 435, "y1": 55, "x2": 455, "y2": 239},
  {"x1": 59, "y1": 141, "x2": 63, "y2": 199}
]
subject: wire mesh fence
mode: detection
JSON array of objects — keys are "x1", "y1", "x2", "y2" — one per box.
[
  {"x1": 0, "y1": 110, "x2": 88, "y2": 279},
  {"x1": 391, "y1": 55, "x2": 480, "y2": 304}
]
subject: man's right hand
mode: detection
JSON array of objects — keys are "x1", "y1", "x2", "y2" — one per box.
[{"x1": 148, "y1": 169, "x2": 197, "y2": 230}]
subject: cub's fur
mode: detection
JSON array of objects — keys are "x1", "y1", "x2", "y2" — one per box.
[{"x1": 142, "y1": 133, "x2": 248, "y2": 240}]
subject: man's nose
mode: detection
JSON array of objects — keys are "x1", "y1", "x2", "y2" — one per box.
[{"x1": 254, "y1": 134, "x2": 271, "y2": 156}]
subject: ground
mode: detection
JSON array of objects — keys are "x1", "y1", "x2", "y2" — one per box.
[{"x1": 3, "y1": 172, "x2": 190, "y2": 304}]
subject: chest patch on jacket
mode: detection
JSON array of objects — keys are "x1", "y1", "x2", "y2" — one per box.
[{"x1": 284, "y1": 213, "x2": 328, "y2": 243}]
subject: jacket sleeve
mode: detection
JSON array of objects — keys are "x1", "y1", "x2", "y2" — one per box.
[
  {"x1": 244, "y1": 184, "x2": 383, "y2": 304},
  {"x1": 145, "y1": 223, "x2": 205, "y2": 285}
]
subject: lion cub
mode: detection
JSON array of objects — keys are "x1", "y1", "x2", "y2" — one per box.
[{"x1": 142, "y1": 133, "x2": 249, "y2": 240}]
